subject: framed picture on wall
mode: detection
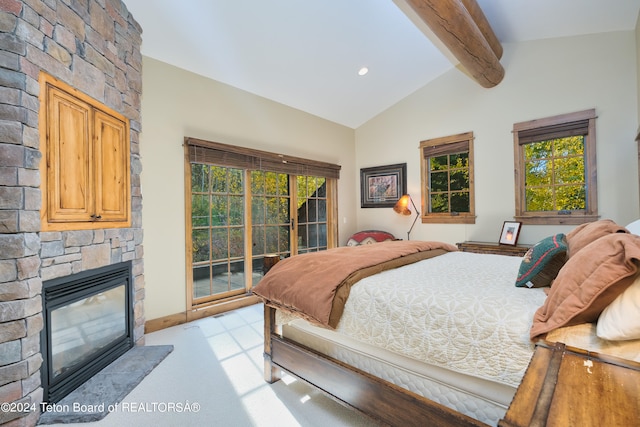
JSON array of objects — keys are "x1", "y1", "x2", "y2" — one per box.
[
  {"x1": 499, "y1": 221, "x2": 522, "y2": 245},
  {"x1": 360, "y1": 163, "x2": 407, "y2": 208}
]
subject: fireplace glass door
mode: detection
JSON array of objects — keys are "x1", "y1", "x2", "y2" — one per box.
[
  {"x1": 50, "y1": 284, "x2": 126, "y2": 379},
  {"x1": 42, "y1": 261, "x2": 134, "y2": 403}
]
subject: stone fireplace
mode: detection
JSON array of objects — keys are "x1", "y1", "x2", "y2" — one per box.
[
  {"x1": 41, "y1": 262, "x2": 134, "y2": 404},
  {"x1": 0, "y1": 1, "x2": 144, "y2": 426}
]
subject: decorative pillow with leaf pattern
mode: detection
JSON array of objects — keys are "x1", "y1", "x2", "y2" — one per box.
[{"x1": 516, "y1": 234, "x2": 567, "y2": 288}]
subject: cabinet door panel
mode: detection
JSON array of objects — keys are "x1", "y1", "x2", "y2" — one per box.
[
  {"x1": 40, "y1": 72, "x2": 131, "y2": 230},
  {"x1": 48, "y1": 88, "x2": 93, "y2": 222},
  {"x1": 94, "y1": 110, "x2": 130, "y2": 222}
]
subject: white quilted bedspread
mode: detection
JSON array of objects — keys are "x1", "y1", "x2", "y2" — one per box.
[{"x1": 336, "y1": 251, "x2": 548, "y2": 387}]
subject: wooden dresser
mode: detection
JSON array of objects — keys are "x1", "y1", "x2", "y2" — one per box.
[
  {"x1": 456, "y1": 241, "x2": 531, "y2": 257},
  {"x1": 499, "y1": 341, "x2": 640, "y2": 427}
]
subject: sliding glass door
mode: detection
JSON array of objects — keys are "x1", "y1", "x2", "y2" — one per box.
[
  {"x1": 190, "y1": 165, "x2": 246, "y2": 301},
  {"x1": 296, "y1": 175, "x2": 327, "y2": 254},
  {"x1": 250, "y1": 170, "x2": 291, "y2": 286},
  {"x1": 188, "y1": 162, "x2": 336, "y2": 307}
]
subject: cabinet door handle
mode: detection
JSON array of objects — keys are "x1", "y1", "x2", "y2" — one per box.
[{"x1": 91, "y1": 214, "x2": 102, "y2": 220}]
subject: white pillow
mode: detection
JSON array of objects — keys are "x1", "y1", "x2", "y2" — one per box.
[
  {"x1": 596, "y1": 273, "x2": 640, "y2": 340},
  {"x1": 625, "y1": 219, "x2": 640, "y2": 235}
]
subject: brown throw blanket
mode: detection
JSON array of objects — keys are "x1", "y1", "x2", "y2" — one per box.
[{"x1": 252, "y1": 240, "x2": 458, "y2": 328}]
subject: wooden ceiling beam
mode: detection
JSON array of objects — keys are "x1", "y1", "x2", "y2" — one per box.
[
  {"x1": 459, "y1": 0, "x2": 502, "y2": 60},
  {"x1": 402, "y1": 0, "x2": 504, "y2": 88}
]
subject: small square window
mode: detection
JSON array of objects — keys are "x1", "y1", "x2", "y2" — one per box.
[
  {"x1": 513, "y1": 109, "x2": 597, "y2": 225},
  {"x1": 420, "y1": 132, "x2": 475, "y2": 224}
]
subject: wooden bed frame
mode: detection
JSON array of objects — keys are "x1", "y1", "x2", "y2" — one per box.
[{"x1": 262, "y1": 304, "x2": 490, "y2": 427}]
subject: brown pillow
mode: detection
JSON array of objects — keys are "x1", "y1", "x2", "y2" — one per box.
[
  {"x1": 565, "y1": 219, "x2": 627, "y2": 258},
  {"x1": 530, "y1": 232, "x2": 640, "y2": 340}
]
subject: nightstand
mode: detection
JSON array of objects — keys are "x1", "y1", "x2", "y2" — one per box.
[
  {"x1": 499, "y1": 341, "x2": 640, "y2": 427},
  {"x1": 456, "y1": 241, "x2": 531, "y2": 257}
]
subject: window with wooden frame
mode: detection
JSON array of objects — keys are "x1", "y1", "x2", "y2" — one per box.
[
  {"x1": 513, "y1": 109, "x2": 597, "y2": 225},
  {"x1": 419, "y1": 132, "x2": 475, "y2": 224},
  {"x1": 184, "y1": 137, "x2": 340, "y2": 309}
]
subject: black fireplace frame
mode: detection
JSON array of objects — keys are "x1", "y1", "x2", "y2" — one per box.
[{"x1": 40, "y1": 261, "x2": 134, "y2": 403}]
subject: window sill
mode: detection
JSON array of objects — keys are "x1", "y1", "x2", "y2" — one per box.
[
  {"x1": 514, "y1": 214, "x2": 599, "y2": 226},
  {"x1": 421, "y1": 215, "x2": 476, "y2": 224}
]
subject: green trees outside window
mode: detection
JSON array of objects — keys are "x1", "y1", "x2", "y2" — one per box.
[
  {"x1": 524, "y1": 136, "x2": 585, "y2": 212},
  {"x1": 419, "y1": 132, "x2": 476, "y2": 224},
  {"x1": 189, "y1": 163, "x2": 331, "y2": 304},
  {"x1": 429, "y1": 152, "x2": 470, "y2": 214},
  {"x1": 191, "y1": 165, "x2": 246, "y2": 299},
  {"x1": 513, "y1": 109, "x2": 597, "y2": 225},
  {"x1": 251, "y1": 170, "x2": 291, "y2": 287}
]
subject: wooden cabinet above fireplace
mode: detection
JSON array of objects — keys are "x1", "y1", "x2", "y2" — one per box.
[{"x1": 39, "y1": 73, "x2": 131, "y2": 231}]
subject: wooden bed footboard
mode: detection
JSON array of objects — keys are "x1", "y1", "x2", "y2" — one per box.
[{"x1": 263, "y1": 305, "x2": 489, "y2": 427}]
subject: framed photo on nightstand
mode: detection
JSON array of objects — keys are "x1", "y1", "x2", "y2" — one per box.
[{"x1": 499, "y1": 221, "x2": 522, "y2": 246}]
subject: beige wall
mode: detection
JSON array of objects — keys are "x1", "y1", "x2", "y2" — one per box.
[
  {"x1": 356, "y1": 31, "x2": 639, "y2": 246},
  {"x1": 140, "y1": 58, "x2": 355, "y2": 320},
  {"x1": 142, "y1": 30, "x2": 639, "y2": 321}
]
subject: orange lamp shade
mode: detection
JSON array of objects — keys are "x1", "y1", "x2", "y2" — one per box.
[{"x1": 393, "y1": 195, "x2": 412, "y2": 216}]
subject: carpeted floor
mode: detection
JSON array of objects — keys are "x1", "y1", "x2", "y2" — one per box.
[
  {"x1": 38, "y1": 304, "x2": 375, "y2": 427},
  {"x1": 38, "y1": 345, "x2": 173, "y2": 425}
]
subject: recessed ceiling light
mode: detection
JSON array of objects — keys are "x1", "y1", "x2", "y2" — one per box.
[{"x1": 358, "y1": 67, "x2": 369, "y2": 76}]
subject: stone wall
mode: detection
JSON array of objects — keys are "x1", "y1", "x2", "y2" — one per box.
[{"x1": 0, "y1": 1, "x2": 143, "y2": 426}]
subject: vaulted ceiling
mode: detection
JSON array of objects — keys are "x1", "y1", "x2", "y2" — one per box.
[{"x1": 123, "y1": 0, "x2": 640, "y2": 128}]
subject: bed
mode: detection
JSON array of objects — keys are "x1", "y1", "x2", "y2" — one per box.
[{"x1": 253, "y1": 220, "x2": 640, "y2": 426}]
